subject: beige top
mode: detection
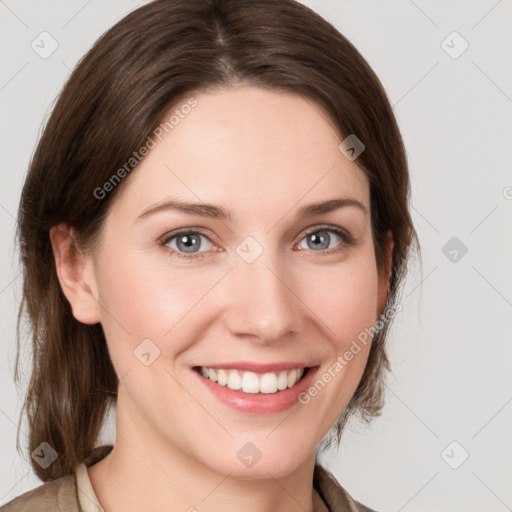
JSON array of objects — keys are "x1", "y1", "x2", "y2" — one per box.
[
  {"x1": 0, "y1": 445, "x2": 376, "y2": 512},
  {"x1": 75, "y1": 462, "x2": 104, "y2": 512}
]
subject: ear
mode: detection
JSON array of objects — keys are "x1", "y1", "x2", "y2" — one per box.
[
  {"x1": 49, "y1": 223, "x2": 101, "y2": 325},
  {"x1": 377, "y1": 230, "x2": 394, "y2": 315}
]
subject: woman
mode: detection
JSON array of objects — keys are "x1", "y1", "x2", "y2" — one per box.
[{"x1": 2, "y1": 1, "x2": 419, "y2": 511}]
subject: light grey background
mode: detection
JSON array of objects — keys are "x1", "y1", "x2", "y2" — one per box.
[{"x1": 1, "y1": 1, "x2": 511, "y2": 511}]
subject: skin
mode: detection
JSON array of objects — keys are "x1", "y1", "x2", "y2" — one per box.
[{"x1": 50, "y1": 85, "x2": 393, "y2": 512}]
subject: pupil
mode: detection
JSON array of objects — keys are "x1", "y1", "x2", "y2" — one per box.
[
  {"x1": 310, "y1": 231, "x2": 329, "y2": 250},
  {"x1": 178, "y1": 234, "x2": 199, "y2": 253}
]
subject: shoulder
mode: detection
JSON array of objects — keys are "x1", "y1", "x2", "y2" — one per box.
[
  {"x1": 314, "y1": 462, "x2": 379, "y2": 512},
  {"x1": 0, "y1": 473, "x2": 78, "y2": 512},
  {"x1": 0, "y1": 444, "x2": 112, "y2": 512}
]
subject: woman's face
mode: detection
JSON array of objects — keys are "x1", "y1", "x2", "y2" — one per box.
[{"x1": 73, "y1": 85, "x2": 391, "y2": 478}]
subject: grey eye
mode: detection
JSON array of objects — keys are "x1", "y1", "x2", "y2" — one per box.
[
  {"x1": 298, "y1": 229, "x2": 343, "y2": 251},
  {"x1": 165, "y1": 232, "x2": 213, "y2": 254}
]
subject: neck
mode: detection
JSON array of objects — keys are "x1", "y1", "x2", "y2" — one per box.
[{"x1": 88, "y1": 389, "x2": 323, "y2": 512}]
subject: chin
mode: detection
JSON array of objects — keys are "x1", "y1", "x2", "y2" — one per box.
[{"x1": 198, "y1": 437, "x2": 314, "y2": 480}]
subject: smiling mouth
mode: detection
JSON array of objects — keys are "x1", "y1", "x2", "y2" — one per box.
[{"x1": 193, "y1": 366, "x2": 311, "y2": 394}]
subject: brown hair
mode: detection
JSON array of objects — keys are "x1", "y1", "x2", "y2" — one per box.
[{"x1": 15, "y1": 0, "x2": 420, "y2": 481}]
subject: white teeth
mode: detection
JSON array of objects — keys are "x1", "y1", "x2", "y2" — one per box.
[
  {"x1": 277, "y1": 371, "x2": 288, "y2": 390},
  {"x1": 227, "y1": 370, "x2": 242, "y2": 390},
  {"x1": 242, "y1": 372, "x2": 260, "y2": 393},
  {"x1": 198, "y1": 366, "x2": 305, "y2": 394},
  {"x1": 217, "y1": 369, "x2": 228, "y2": 386},
  {"x1": 260, "y1": 372, "x2": 278, "y2": 394},
  {"x1": 287, "y1": 369, "x2": 298, "y2": 388}
]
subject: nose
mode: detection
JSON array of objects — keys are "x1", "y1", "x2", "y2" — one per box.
[{"x1": 223, "y1": 249, "x2": 306, "y2": 344}]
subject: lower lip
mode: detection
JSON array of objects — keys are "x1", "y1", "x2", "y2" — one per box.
[{"x1": 192, "y1": 366, "x2": 320, "y2": 414}]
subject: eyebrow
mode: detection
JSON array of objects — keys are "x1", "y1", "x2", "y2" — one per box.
[{"x1": 135, "y1": 196, "x2": 368, "y2": 223}]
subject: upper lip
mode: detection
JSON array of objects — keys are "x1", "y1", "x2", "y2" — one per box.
[{"x1": 193, "y1": 361, "x2": 318, "y2": 373}]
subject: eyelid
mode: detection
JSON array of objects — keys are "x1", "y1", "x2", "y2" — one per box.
[
  {"x1": 159, "y1": 226, "x2": 213, "y2": 244},
  {"x1": 159, "y1": 223, "x2": 357, "y2": 260},
  {"x1": 159, "y1": 224, "x2": 354, "y2": 244},
  {"x1": 299, "y1": 223, "x2": 356, "y2": 246}
]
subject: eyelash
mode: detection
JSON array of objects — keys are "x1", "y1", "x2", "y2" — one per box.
[{"x1": 159, "y1": 225, "x2": 357, "y2": 262}]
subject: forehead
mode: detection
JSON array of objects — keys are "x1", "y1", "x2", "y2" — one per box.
[{"x1": 109, "y1": 85, "x2": 369, "y2": 221}]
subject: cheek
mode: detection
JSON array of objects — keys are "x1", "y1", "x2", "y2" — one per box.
[
  {"x1": 290, "y1": 256, "x2": 380, "y2": 431},
  {"x1": 298, "y1": 256, "x2": 380, "y2": 347},
  {"x1": 95, "y1": 245, "x2": 227, "y2": 355}
]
